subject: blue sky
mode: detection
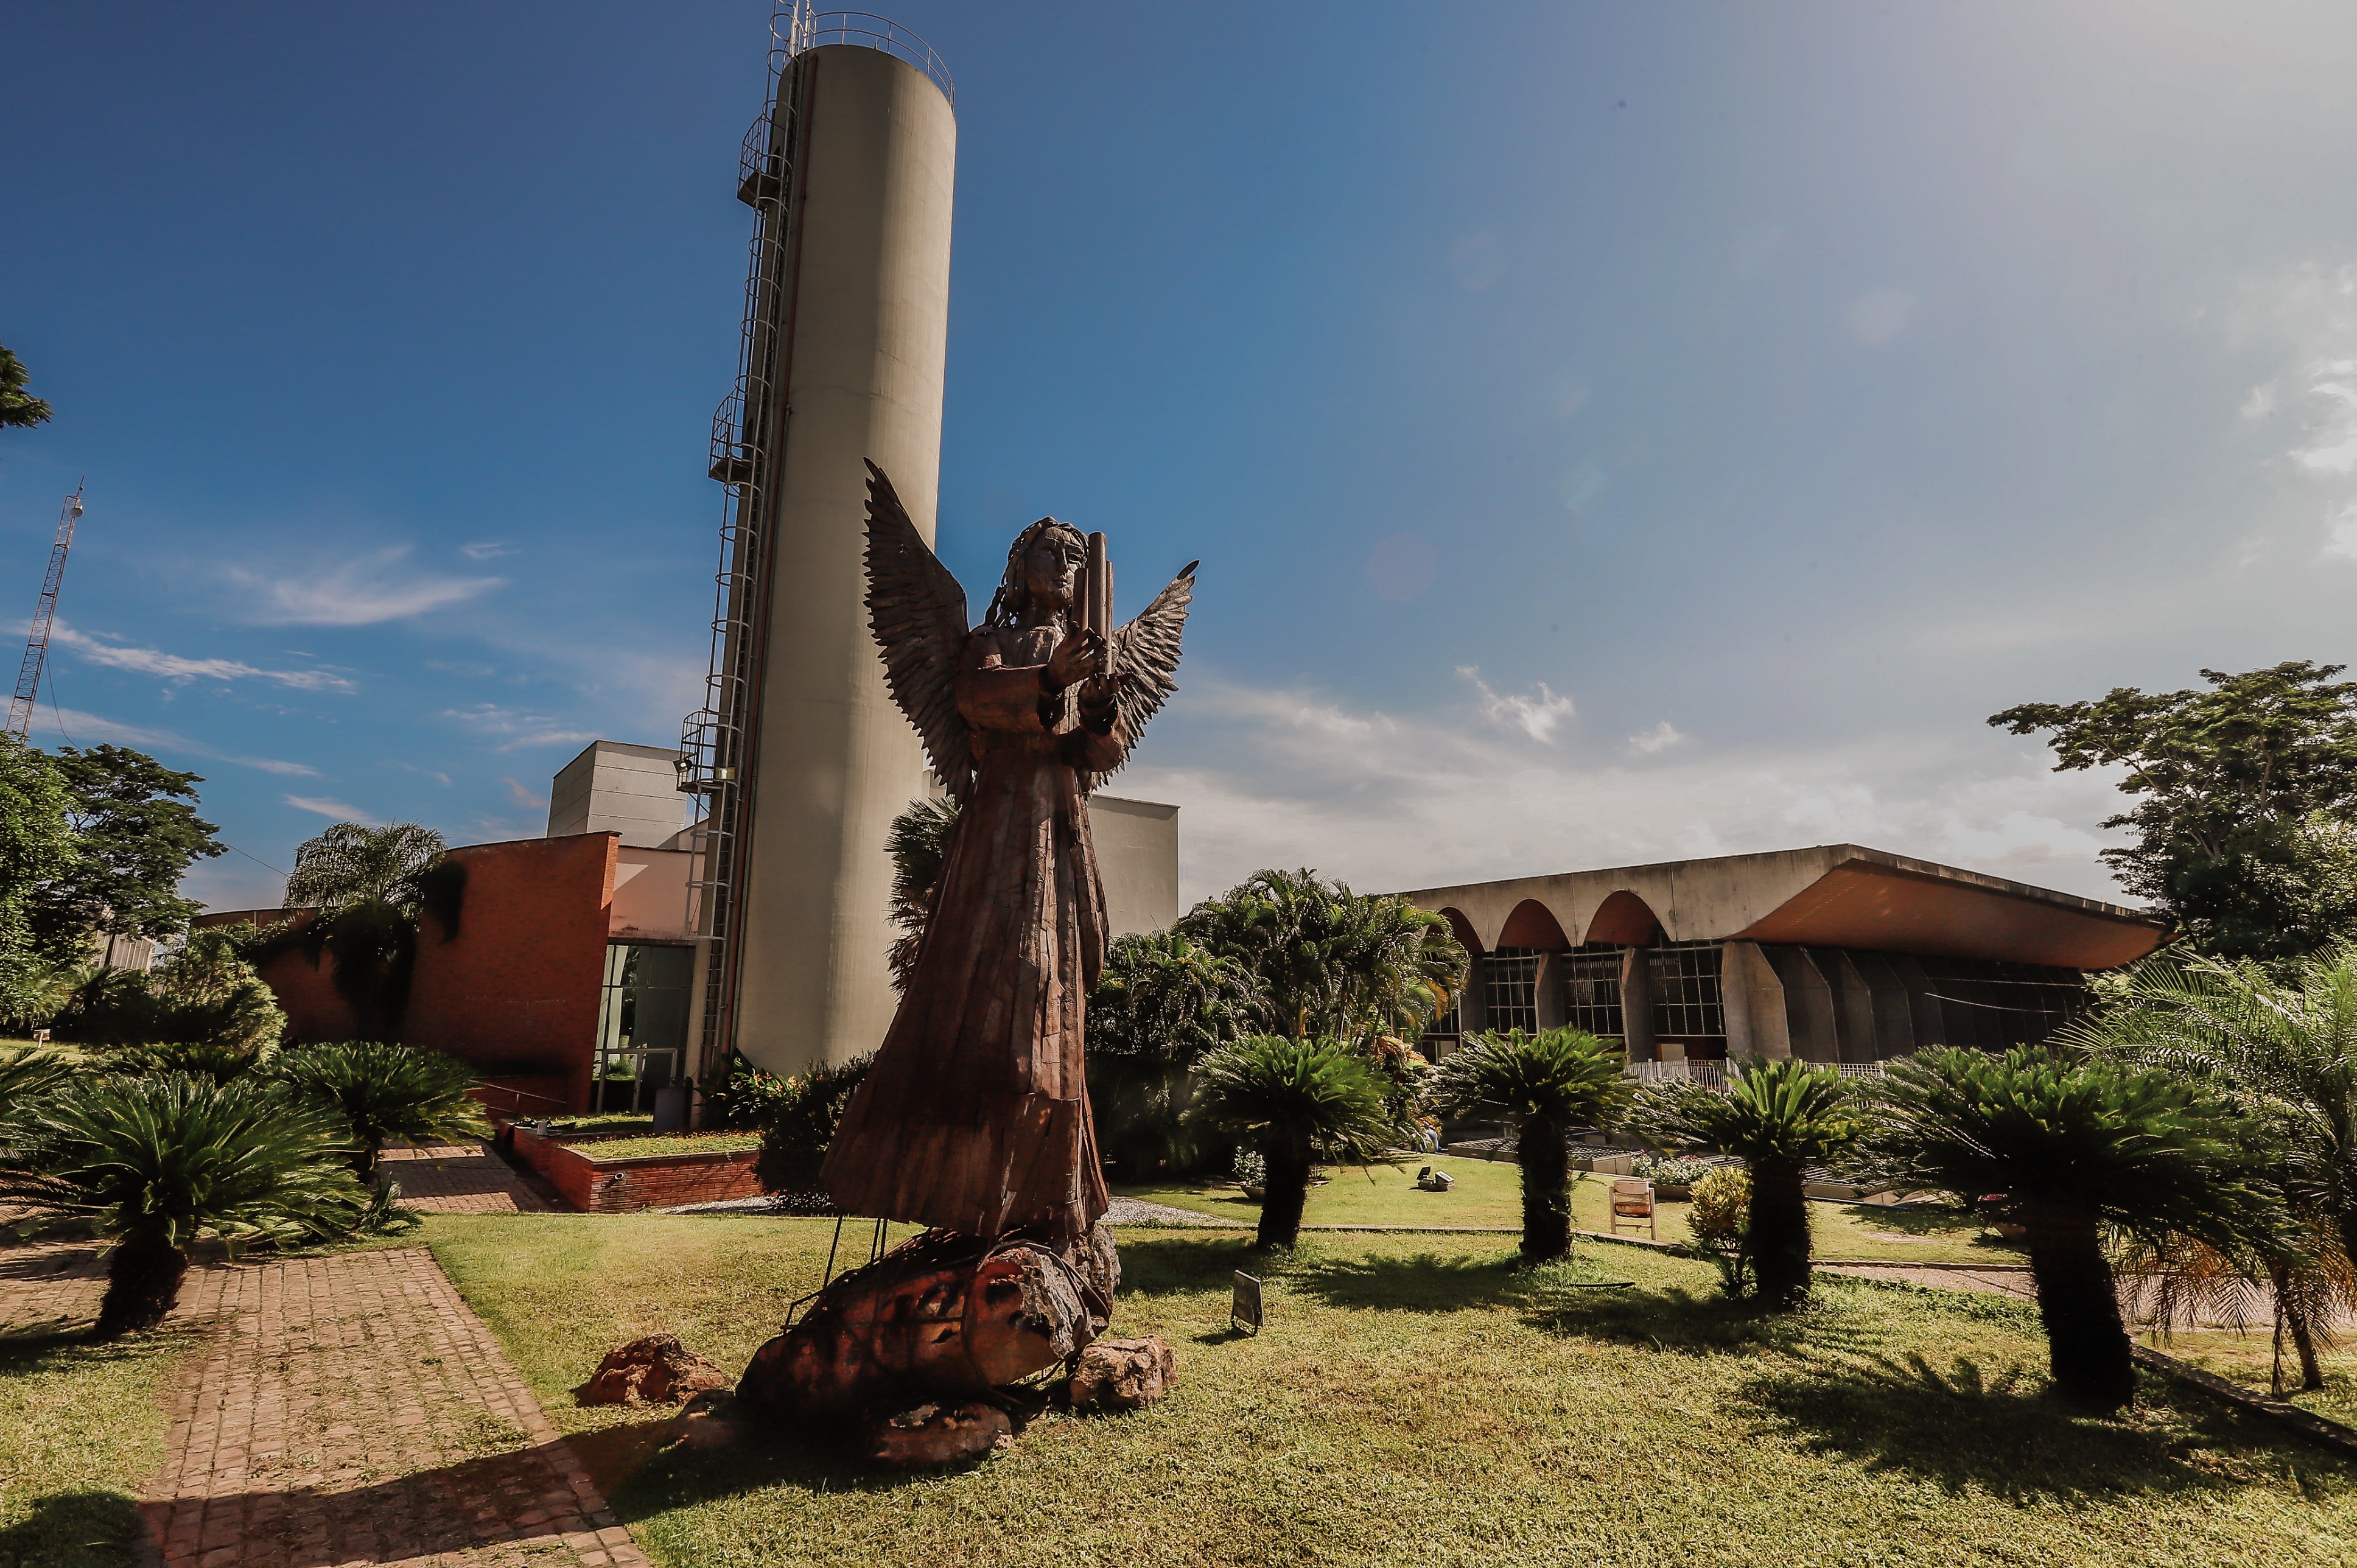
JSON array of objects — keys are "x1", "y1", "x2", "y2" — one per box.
[{"x1": 5, "y1": 2, "x2": 2356, "y2": 911}]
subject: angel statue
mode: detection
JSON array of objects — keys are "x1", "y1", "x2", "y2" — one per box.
[
  {"x1": 822, "y1": 461, "x2": 1194, "y2": 1242},
  {"x1": 736, "y1": 463, "x2": 1194, "y2": 1465}
]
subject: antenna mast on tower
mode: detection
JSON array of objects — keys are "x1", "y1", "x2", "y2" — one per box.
[{"x1": 7, "y1": 483, "x2": 85, "y2": 741}]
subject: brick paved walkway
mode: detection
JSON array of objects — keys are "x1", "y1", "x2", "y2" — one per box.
[
  {"x1": 0, "y1": 1242, "x2": 647, "y2": 1568},
  {"x1": 380, "y1": 1143, "x2": 556, "y2": 1214}
]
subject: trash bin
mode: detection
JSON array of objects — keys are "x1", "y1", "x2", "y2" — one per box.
[{"x1": 653, "y1": 1086, "x2": 690, "y2": 1132}]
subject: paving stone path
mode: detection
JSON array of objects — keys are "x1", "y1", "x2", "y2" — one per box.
[
  {"x1": 0, "y1": 1242, "x2": 646, "y2": 1568},
  {"x1": 380, "y1": 1143, "x2": 556, "y2": 1214}
]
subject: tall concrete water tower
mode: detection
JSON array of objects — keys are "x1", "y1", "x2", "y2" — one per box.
[{"x1": 679, "y1": 9, "x2": 957, "y2": 1078}]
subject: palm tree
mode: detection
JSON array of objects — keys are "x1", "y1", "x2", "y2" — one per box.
[
  {"x1": 0, "y1": 1071, "x2": 360, "y2": 1335},
  {"x1": 2068, "y1": 942, "x2": 2357, "y2": 1390},
  {"x1": 883, "y1": 797, "x2": 961, "y2": 993},
  {"x1": 1177, "y1": 869, "x2": 1468, "y2": 1042},
  {"x1": 283, "y1": 822, "x2": 455, "y2": 1037},
  {"x1": 1087, "y1": 930, "x2": 1263, "y2": 1178},
  {"x1": 1855, "y1": 1045, "x2": 2277, "y2": 1412},
  {"x1": 1188, "y1": 1035, "x2": 1396, "y2": 1248},
  {"x1": 1631, "y1": 1059, "x2": 1863, "y2": 1309},
  {"x1": 271, "y1": 1040, "x2": 489, "y2": 1180},
  {"x1": 1427, "y1": 1027, "x2": 1630, "y2": 1262}
]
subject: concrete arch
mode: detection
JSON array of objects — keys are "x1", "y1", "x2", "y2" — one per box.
[
  {"x1": 1496, "y1": 898, "x2": 1572, "y2": 950},
  {"x1": 1585, "y1": 889, "x2": 1664, "y2": 947},
  {"x1": 1436, "y1": 906, "x2": 1485, "y2": 958}
]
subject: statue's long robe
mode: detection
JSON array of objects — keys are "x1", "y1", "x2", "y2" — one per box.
[{"x1": 821, "y1": 620, "x2": 1122, "y2": 1243}]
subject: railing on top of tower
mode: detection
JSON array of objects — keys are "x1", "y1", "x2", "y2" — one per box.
[{"x1": 773, "y1": 4, "x2": 956, "y2": 108}]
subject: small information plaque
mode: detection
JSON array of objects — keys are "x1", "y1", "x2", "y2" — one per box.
[{"x1": 1230, "y1": 1270, "x2": 1264, "y2": 1335}]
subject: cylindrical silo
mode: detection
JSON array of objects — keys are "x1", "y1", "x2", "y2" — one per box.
[{"x1": 684, "y1": 19, "x2": 956, "y2": 1079}]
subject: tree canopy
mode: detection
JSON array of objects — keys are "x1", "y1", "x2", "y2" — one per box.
[
  {"x1": 1990, "y1": 660, "x2": 2357, "y2": 958},
  {"x1": 26, "y1": 745, "x2": 225, "y2": 962},
  {"x1": 1175, "y1": 867, "x2": 1467, "y2": 1042},
  {"x1": 0, "y1": 737, "x2": 77, "y2": 1020},
  {"x1": 0, "y1": 344, "x2": 52, "y2": 432}
]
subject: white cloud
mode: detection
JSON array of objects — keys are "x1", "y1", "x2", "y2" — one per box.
[
  {"x1": 442, "y1": 703, "x2": 600, "y2": 752},
  {"x1": 284, "y1": 794, "x2": 378, "y2": 824},
  {"x1": 1847, "y1": 287, "x2": 1916, "y2": 346},
  {"x1": 32, "y1": 705, "x2": 321, "y2": 777},
  {"x1": 1126, "y1": 676, "x2": 2129, "y2": 908},
  {"x1": 228, "y1": 547, "x2": 501, "y2": 626},
  {"x1": 53, "y1": 625, "x2": 355, "y2": 692},
  {"x1": 502, "y1": 776, "x2": 550, "y2": 811},
  {"x1": 2327, "y1": 499, "x2": 2357, "y2": 562},
  {"x1": 460, "y1": 541, "x2": 517, "y2": 561},
  {"x1": 1627, "y1": 720, "x2": 1686, "y2": 754},
  {"x1": 1459, "y1": 665, "x2": 1575, "y2": 743}
]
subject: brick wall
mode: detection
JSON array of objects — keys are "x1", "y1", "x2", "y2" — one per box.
[
  {"x1": 510, "y1": 1125, "x2": 762, "y2": 1213},
  {"x1": 402, "y1": 835, "x2": 615, "y2": 1113}
]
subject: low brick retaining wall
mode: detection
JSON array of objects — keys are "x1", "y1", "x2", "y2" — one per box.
[{"x1": 510, "y1": 1125, "x2": 763, "y2": 1214}]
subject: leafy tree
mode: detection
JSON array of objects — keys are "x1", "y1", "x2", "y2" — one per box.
[
  {"x1": 0, "y1": 1072, "x2": 367, "y2": 1335},
  {"x1": 1178, "y1": 868, "x2": 1468, "y2": 1042},
  {"x1": 1426, "y1": 1027, "x2": 1630, "y2": 1262},
  {"x1": 1990, "y1": 662, "x2": 2357, "y2": 959},
  {"x1": 0, "y1": 736, "x2": 77, "y2": 1023},
  {"x1": 1854, "y1": 1046, "x2": 2278, "y2": 1411},
  {"x1": 270, "y1": 1040, "x2": 489, "y2": 1180},
  {"x1": 1631, "y1": 1059, "x2": 1864, "y2": 1309},
  {"x1": 0, "y1": 343, "x2": 52, "y2": 432},
  {"x1": 884, "y1": 797, "x2": 960, "y2": 993},
  {"x1": 283, "y1": 822, "x2": 459, "y2": 1038},
  {"x1": 1088, "y1": 929, "x2": 1263, "y2": 1063},
  {"x1": 1188, "y1": 1034, "x2": 1395, "y2": 1248},
  {"x1": 47, "y1": 937, "x2": 285, "y2": 1054},
  {"x1": 2071, "y1": 944, "x2": 2357, "y2": 1390},
  {"x1": 21, "y1": 746, "x2": 225, "y2": 965}
]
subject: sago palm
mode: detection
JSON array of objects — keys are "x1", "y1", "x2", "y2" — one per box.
[
  {"x1": 0, "y1": 1042, "x2": 75, "y2": 1110},
  {"x1": 1426, "y1": 1027, "x2": 1630, "y2": 1262},
  {"x1": 0, "y1": 1071, "x2": 362, "y2": 1335},
  {"x1": 1631, "y1": 1059, "x2": 1863, "y2": 1309},
  {"x1": 271, "y1": 1040, "x2": 489, "y2": 1180},
  {"x1": 1855, "y1": 1045, "x2": 2277, "y2": 1412},
  {"x1": 2067, "y1": 942, "x2": 2357, "y2": 1389},
  {"x1": 1188, "y1": 1035, "x2": 1396, "y2": 1248}
]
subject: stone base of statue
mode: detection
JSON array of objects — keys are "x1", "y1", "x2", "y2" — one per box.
[{"x1": 735, "y1": 1225, "x2": 1119, "y2": 1460}]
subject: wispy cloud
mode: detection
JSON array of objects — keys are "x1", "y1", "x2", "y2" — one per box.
[
  {"x1": 1627, "y1": 720, "x2": 1686, "y2": 755},
  {"x1": 442, "y1": 704, "x2": 600, "y2": 752},
  {"x1": 460, "y1": 541, "x2": 517, "y2": 562},
  {"x1": 502, "y1": 776, "x2": 549, "y2": 811},
  {"x1": 53, "y1": 624, "x2": 355, "y2": 692},
  {"x1": 35, "y1": 705, "x2": 322, "y2": 777},
  {"x1": 284, "y1": 794, "x2": 378, "y2": 824},
  {"x1": 228, "y1": 547, "x2": 502, "y2": 626},
  {"x1": 1459, "y1": 665, "x2": 1575, "y2": 743},
  {"x1": 1126, "y1": 676, "x2": 2129, "y2": 906},
  {"x1": 2230, "y1": 261, "x2": 2357, "y2": 562}
]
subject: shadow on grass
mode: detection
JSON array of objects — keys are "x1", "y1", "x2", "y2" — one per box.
[
  {"x1": 1838, "y1": 1203, "x2": 2023, "y2": 1253},
  {"x1": 1732, "y1": 1351, "x2": 2355, "y2": 1500},
  {"x1": 0, "y1": 1489, "x2": 145, "y2": 1568}
]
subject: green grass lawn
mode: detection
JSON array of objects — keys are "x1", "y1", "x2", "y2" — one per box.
[
  {"x1": 0, "y1": 1277, "x2": 200, "y2": 1568},
  {"x1": 415, "y1": 1213, "x2": 2353, "y2": 1568},
  {"x1": 578, "y1": 1131, "x2": 761, "y2": 1161},
  {"x1": 2149, "y1": 1326, "x2": 2357, "y2": 1428},
  {"x1": 1117, "y1": 1158, "x2": 2027, "y2": 1265}
]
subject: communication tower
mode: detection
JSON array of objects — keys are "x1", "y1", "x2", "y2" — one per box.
[{"x1": 7, "y1": 483, "x2": 85, "y2": 741}]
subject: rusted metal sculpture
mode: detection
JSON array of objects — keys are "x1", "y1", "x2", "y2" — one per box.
[{"x1": 737, "y1": 463, "x2": 1193, "y2": 1457}]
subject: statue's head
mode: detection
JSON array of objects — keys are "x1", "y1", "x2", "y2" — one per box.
[{"x1": 986, "y1": 517, "x2": 1087, "y2": 626}]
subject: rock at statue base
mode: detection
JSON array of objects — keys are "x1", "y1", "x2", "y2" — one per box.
[
  {"x1": 737, "y1": 1225, "x2": 1115, "y2": 1427},
  {"x1": 581, "y1": 1334, "x2": 734, "y2": 1408},
  {"x1": 863, "y1": 1398, "x2": 1015, "y2": 1469},
  {"x1": 1063, "y1": 1334, "x2": 1177, "y2": 1413}
]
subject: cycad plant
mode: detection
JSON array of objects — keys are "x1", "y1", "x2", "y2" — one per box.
[
  {"x1": 1426, "y1": 1027, "x2": 1630, "y2": 1262},
  {"x1": 2067, "y1": 942, "x2": 2357, "y2": 1390},
  {"x1": 1855, "y1": 1045, "x2": 2277, "y2": 1412},
  {"x1": 1188, "y1": 1035, "x2": 1396, "y2": 1248},
  {"x1": 0, "y1": 1071, "x2": 363, "y2": 1335},
  {"x1": 1631, "y1": 1058, "x2": 1863, "y2": 1309},
  {"x1": 0, "y1": 1042, "x2": 74, "y2": 1111},
  {"x1": 271, "y1": 1040, "x2": 489, "y2": 1180}
]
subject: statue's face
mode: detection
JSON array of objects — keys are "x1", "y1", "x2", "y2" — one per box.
[{"x1": 1022, "y1": 535, "x2": 1082, "y2": 612}]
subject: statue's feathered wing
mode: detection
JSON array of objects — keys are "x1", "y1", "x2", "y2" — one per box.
[
  {"x1": 1084, "y1": 561, "x2": 1197, "y2": 792},
  {"x1": 864, "y1": 461, "x2": 974, "y2": 802}
]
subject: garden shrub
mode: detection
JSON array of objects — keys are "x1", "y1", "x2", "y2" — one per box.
[
  {"x1": 1631, "y1": 1154, "x2": 1719, "y2": 1186},
  {"x1": 1687, "y1": 1164, "x2": 1752, "y2": 1299},
  {"x1": 752, "y1": 1054, "x2": 874, "y2": 1197}
]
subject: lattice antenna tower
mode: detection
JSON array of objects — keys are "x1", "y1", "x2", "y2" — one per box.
[{"x1": 7, "y1": 483, "x2": 85, "y2": 741}]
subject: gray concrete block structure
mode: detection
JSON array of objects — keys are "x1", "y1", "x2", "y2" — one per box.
[
  {"x1": 1396, "y1": 844, "x2": 2167, "y2": 1065},
  {"x1": 547, "y1": 741, "x2": 688, "y2": 849},
  {"x1": 1086, "y1": 795, "x2": 1181, "y2": 938}
]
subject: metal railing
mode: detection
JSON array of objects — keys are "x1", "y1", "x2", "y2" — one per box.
[
  {"x1": 777, "y1": 4, "x2": 955, "y2": 105},
  {"x1": 1622, "y1": 1058, "x2": 1891, "y2": 1090}
]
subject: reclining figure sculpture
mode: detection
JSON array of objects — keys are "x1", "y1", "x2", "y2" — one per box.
[{"x1": 737, "y1": 461, "x2": 1194, "y2": 1463}]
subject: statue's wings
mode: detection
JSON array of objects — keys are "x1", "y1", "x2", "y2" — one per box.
[
  {"x1": 1083, "y1": 561, "x2": 1197, "y2": 791},
  {"x1": 863, "y1": 460, "x2": 974, "y2": 802}
]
